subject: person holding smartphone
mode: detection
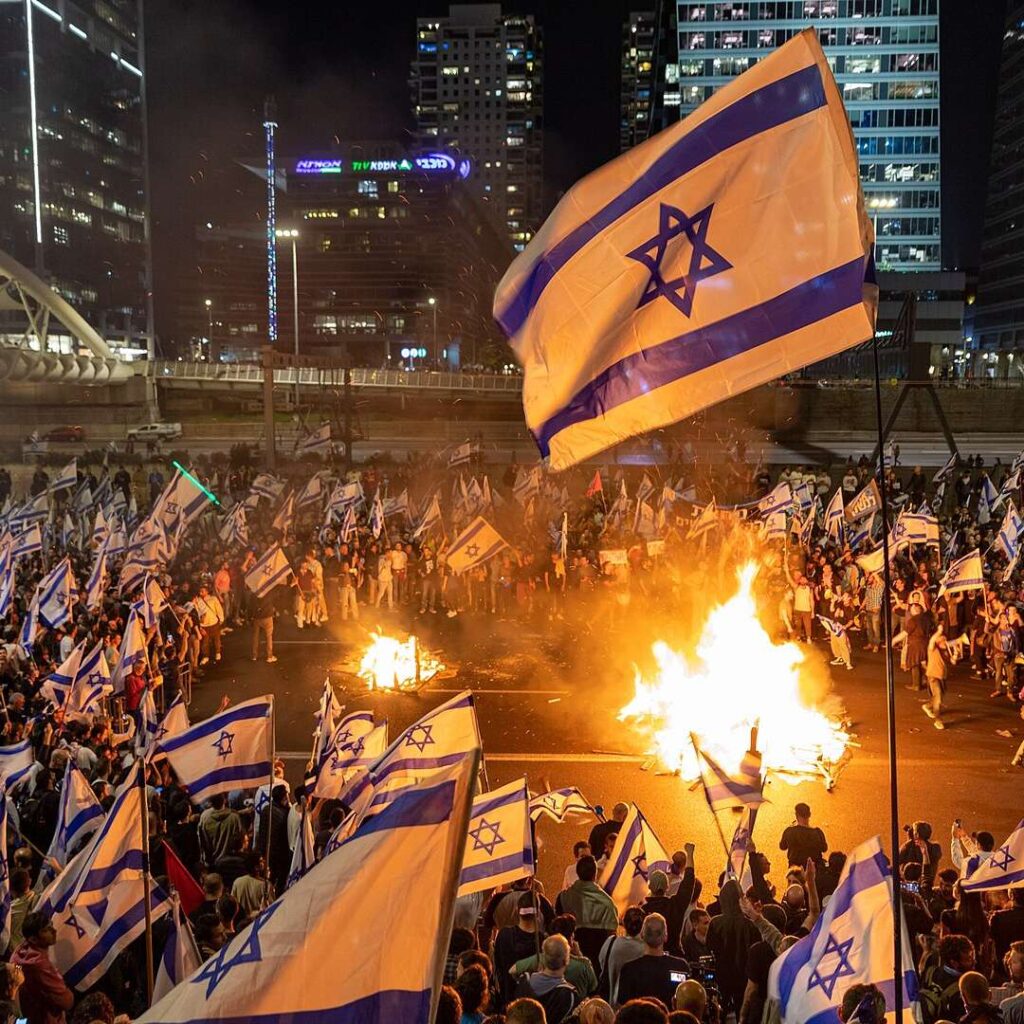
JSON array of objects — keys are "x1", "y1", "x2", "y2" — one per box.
[{"x1": 616, "y1": 913, "x2": 691, "y2": 1009}]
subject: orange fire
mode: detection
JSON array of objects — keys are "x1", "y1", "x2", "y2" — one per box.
[
  {"x1": 619, "y1": 562, "x2": 849, "y2": 784},
  {"x1": 359, "y1": 632, "x2": 444, "y2": 691}
]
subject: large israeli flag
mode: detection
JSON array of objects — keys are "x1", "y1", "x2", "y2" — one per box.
[
  {"x1": 938, "y1": 549, "x2": 984, "y2": 597},
  {"x1": 446, "y1": 516, "x2": 508, "y2": 575},
  {"x1": 245, "y1": 543, "x2": 292, "y2": 596},
  {"x1": 961, "y1": 820, "x2": 1024, "y2": 892},
  {"x1": 599, "y1": 803, "x2": 672, "y2": 915},
  {"x1": 694, "y1": 738, "x2": 765, "y2": 812},
  {"x1": 157, "y1": 696, "x2": 274, "y2": 804},
  {"x1": 458, "y1": 777, "x2": 535, "y2": 897},
  {"x1": 40, "y1": 761, "x2": 103, "y2": 881},
  {"x1": 10, "y1": 523, "x2": 41, "y2": 561},
  {"x1": 494, "y1": 29, "x2": 875, "y2": 469},
  {"x1": 138, "y1": 758, "x2": 477, "y2": 1024},
  {"x1": 768, "y1": 836, "x2": 919, "y2": 1024}
]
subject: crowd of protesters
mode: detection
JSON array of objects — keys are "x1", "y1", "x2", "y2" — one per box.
[{"x1": 0, "y1": 439, "x2": 1022, "y2": 1021}]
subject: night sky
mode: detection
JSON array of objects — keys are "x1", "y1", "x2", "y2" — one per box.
[{"x1": 146, "y1": 0, "x2": 1008, "y2": 339}]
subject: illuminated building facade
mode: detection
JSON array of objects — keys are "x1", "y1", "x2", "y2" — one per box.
[
  {"x1": 0, "y1": 0, "x2": 151, "y2": 357},
  {"x1": 185, "y1": 144, "x2": 512, "y2": 368},
  {"x1": 411, "y1": 3, "x2": 543, "y2": 250}
]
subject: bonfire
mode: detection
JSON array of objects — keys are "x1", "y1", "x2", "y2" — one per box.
[{"x1": 358, "y1": 632, "x2": 444, "y2": 691}]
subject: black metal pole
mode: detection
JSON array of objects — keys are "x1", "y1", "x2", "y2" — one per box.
[{"x1": 872, "y1": 334, "x2": 903, "y2": 1021}]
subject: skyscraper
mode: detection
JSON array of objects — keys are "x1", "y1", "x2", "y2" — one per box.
[
  {"x1": 973, "y1": 3, "x2": 1024, "y2": 372},
  {"x1": 621, "y1": 12, "x2": 657, "y2": 153},
  {"x1": 411, "y1": 3, "x2": 543, "y2": 251},
  {"x1": 673, "y1": 1, "x2": 941, "y2": 273},
  {"x1": 0, "y1": 0, "x2": 151, "y2": 356}
]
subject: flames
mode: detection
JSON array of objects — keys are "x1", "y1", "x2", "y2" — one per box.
[
  {"x1": 619, "y1": 562, "x2": 849, "y2": 784},
  {"x1": 359, "y1": 632, "x2": 444, "y2": 691}
]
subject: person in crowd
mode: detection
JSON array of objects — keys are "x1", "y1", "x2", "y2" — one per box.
[
  {"x1": 616, "y1": 913, "x2": 690, "y2": 1008},
  {"x1": 11, "y1": 912, "x2": 75, "y2": 1024},
  {"x1": 779, "y1": 803, "x2": 828, "y2": 870},
  {"x1": 599, "y1": 906, "x2": 647, "y2": 1005},
  {"x1": 555, "y1": 855, "x2": 619, "y2": 967},
  {"x1": 516, "y1": 934, "x2": 580, "y2": 1022}
]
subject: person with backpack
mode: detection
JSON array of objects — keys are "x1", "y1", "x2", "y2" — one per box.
[
  {"x1": 515, "y1": 934, "x2": 580, "y2": 1024},
  {"x1": 919, "y1": 933, "x2": 976, "y2": 1024}
]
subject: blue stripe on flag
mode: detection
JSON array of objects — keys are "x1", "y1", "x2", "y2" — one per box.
[
  {"x1": 357, "y1": 780, "x2": 456, "y2": 838},
  {"x1": 603, "y1": 814, "x2": 642, "y2": 894},
  {"x1": 253, "y1": 564, "x2": 290, "y2": 597},
  {"x1": 536, "y1": 256, "x2": 866, "y2": 456},
  {"x1": 186, "y1": 762, "x2": 272, "y2": 801},
  {"x1": 77, "y1": 850, "x2": 145, "y2": 895},
  {"x1": 158, "y1": 702, "x2": 271, "y2": 753},
  {"x1": 460, "y1": 847, "x2": 535, "y2": 887},
  {"x1": 496, "y1": 62, "x2": 826, "y2": 338},
  {"x1": 803, "y1": 975, "x2": 919, "y2": 1024},
  {"x1": 472, "y1": 788, "x2": 524, "y2": 819},
  {"x1": 164, "y1": 990, "x2": 432, "y2": 1024}
]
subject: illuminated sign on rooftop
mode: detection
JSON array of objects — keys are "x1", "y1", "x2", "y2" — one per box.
[{"x1": 292, "y1": 153, "x2": 472, "y2": 179}]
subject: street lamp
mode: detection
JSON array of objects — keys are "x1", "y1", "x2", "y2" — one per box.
[
  {"x1": 428, "y1": 296, "x2": 437, "y2": 366},
  {"x1": 867, "y1": 196, "x2": 898, "y2": 266},
  {"x1": 204, "y1": 299, "x2": 212, "y2": 361},
  {"x1": 275, "y1": 228, "x2": 300, "y2": 406}
]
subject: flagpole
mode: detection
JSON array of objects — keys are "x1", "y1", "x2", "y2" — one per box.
[
  {"x1": 688, "y1": 736, "x2": 738, "y2": 868},
  {"x1": 871, "y1": 332, "x2": 903, "y2": 1020},
  {"x1": 264, "y1": 696, "x2": 276, "y2": 906},
  {"x1": 138, "y1": 762, "x2": 155, "y2": 1005}
]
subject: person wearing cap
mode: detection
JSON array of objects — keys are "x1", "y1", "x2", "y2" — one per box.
[
  {"x1": 779, "y1": 803, "x2": 828, "y2": 870},
  {"x1": 641, "y1": 843, "x2": 696, "y2": 957},
  {"x1": 493, "y1": 891, "x2": 544, "y2": 1010}
]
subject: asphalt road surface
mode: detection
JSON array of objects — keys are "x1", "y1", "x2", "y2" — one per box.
[{"x1": 186, "y1": 603, "x2": 1024, "y2": 896}]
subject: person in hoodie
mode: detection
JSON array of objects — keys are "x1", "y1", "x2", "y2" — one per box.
[
  {"x1": 555, "y1": 854, "x2": 619, "y2": 967},
  {"x1": 11, "y1": 912, "x2": 74, "y2": 1024},
  {"x1": 707, "y1": 879, "x2": 761, "y2": 1016}
]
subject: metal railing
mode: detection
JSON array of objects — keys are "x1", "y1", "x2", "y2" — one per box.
[{"x1": 152, "y1": 360, "x2": 523, "y2": 393}]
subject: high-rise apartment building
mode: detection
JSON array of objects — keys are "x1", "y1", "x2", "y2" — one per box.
[
  {"x1": 621, "y1": 12, "x2": 656, "y2": 153},
  {"x1": 411, "y1": 3, "x2": 543, "y2": 251},
  {"x1": 673, "y1": 0, "x2": 941, "y2": 273},
  {"x1": 972, "y1": 4, "x2": 1024, "y2": 372},
  {"x1": 0, "y1": 0, "x2": 151, "y2": 356}
]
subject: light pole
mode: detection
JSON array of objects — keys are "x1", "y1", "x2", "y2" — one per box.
[
  {"x1": 204, "y1": 298, "x2": 213, "y2": 361},
  {"x1": 276, "y1": 228, "x2": 300, "y2": 406},
  {"x1": 867, "y1": 196, "x2": 897, "y2": 267},
  {"x1": 428, "y1": 296, "x2": 438, "y2": 366}
]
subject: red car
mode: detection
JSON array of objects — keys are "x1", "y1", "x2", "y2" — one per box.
[{"x1": 44, "y1": 426, "x2": 85, "y2": 442}]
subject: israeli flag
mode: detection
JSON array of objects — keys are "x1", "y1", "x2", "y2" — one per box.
[
  {"x1": 135, "y1": 688, "x2": 160, "y2": 759},
  {"x1": 529, "y1": 787, "x2": 594, "y2": 824},
  {"x1": 0, "y1": 560, "x2": 13, "y2": 619},
  {"x1": 495, "y1": 30, "x2": 874, "y2": 469},
  {"x1": 296, "y1": 422, "x2": 331, "y2": 455},
  {"x1": 313, "y1": 720, "x2": 388, "y2": 801},
  {"x1": 11, "y1": 492, "x2": 49, "y2": 528},
  {"x1": 758, "y1": 483, "x2": 793, "y2": 518},
  {"x1": 849, "y1": 513, "x2": 875, "y2": 552},
  {"x1": 339, "y1": 504, "x2": 357, "y2": 543},
  {"x1": 152, "y1": 469, "x2": 213, "y2": 538},
  {"x1": 448, "y1": 440, "x2": 475, "y2": 467},
  {"x1": 933, "y1": 452, "x2": 957, "y2": 485},
  {"x1": 35, "y1": 558, "x2": 76, "y2": 630},
  {"x1": 107, "y1": 520, "x2": 127, "y2": 557},
  {"x1": 61, "y1": 512, "x2": 76, "y2": 550},
  {"x1": 689, "y1": 500, "x2": 718, "y2": 541},
  {"x1": 960, "y1": 820, "x2": 1024, "y2": 892},
  {"x1": 138, "y1": 758, "x2": 477, "y2": 1024},
  {"x1": 133, "y1": 575, "x2": 168, "y2": 630},
  {"x1": 41, "y1": 761, "x2": 103, "y2": 879},
  {"x1": 818, "y1": 616, "x2": 847, "y2": 640},
  {"x1": 997, "y1": 470, "x2": 1021, "y2": 510},
  {"x1": 327, "y1": 480, "x2": 363, "y2": 514},
  {"x1": 694, "y1": 738, "x2": 765, "y2": 812},
  {"x1": 68, "y1": 643, "x2": 113, "y2": 718},
  {"x1": 824, "y1": 490, "x2": 845, "y2": 544},
  {"x1": 729, "y1": 806, "x2": 758, "y2": 889},
  {"x1": 446, "y1": 516, "x2": 508, "y2": 575},
  {"x1": 40, "y1": 641, "x2": 86, "y2": 709},
  {"x1": 458, "y1": 777, "x2": 534, "y2": 898},
  {"x1": 938, "y1": 549, "x2": 984, "y2": 597},
  {"x1": 0, "y1": 739, "x2": 34, "y2": 790},
  {"x1": 157, "y1": 695, "x2": 274, "y2": 804},
  {"x1": 10, "y1": 523, "x2": 41, "y2": 561},
  {"x1": 111, "y1": 608, "x2": 146, "y2": 693},
  {"x1": 154, "y1": 895, "x2": 202, "y2": 1003},
  {"x1": 92, "y1": 506, "x2": 110, "y2": 549},
  {"x1": 384, "y1": 488, "x2": 410, "y2": 519},
  {"x1": 51, "y1": 458, "x2": 78, "y2": 493},
  {"x1": 286, "y1": 805, "x2": 316, "y2": 890},
  {"x1": 768, "y1": 836, "x2": 919, "y2": 1024},
  {"x1": 19, "y1": 598, "x2": 39, "y2": 654},
  {"x1": 793, "y1": 481, "x2": 814, "y2": 511},
  {"x1": 245, "y1": 544, "x2": 292, "y2": 597},
  {"x1": 219, "y1": 503, "x2": 248, "y2": 547},
  {"x1": 599, "y1": 803, "x2": 672, "y2": 914},
  {"x1": 995, "y1": 502, "x2": 1024, "y2": 562},
  {"x1": 369, "y1": 494, "x2": 385, "y2": 539},
  {"x1": 762, "y1": 512, "x2": 787, "y2": 542},
  {"x1": 296, "y1": 473, "x2": 325, "y2": 511},
  {"x1": 251, "y1": 473, "x2": 285, "y2": 502},
  {"x1": 311, "y1": 678, "x2": 345, "y2": 771},
  {"x1": 412, "y1": 495, "x2": 442, "y2": 540},
  {"x1": 152, "y1": 695, "x2": 191, "y2": 751}
]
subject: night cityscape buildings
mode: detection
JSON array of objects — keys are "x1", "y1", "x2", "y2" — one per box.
[
  {"x1": 0, "y1": 0, "x2": 151, "y2": 358},
  {"x1": 411, "y1": 3, "x2": 543, "y2": 251}
]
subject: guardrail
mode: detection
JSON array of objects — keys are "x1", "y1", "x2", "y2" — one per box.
[{"x1": 152, "y1": 361, "x2": 524, "y2": 393}]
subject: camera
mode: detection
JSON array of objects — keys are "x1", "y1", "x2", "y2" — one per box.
[{"x1": 901, "y1": 881, "x2": 920, "y2": 895}]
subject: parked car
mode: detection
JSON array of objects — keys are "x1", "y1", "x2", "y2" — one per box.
[
  {"x1": 126, "y1": 422, "x2": 183, "y2": 441},
  {"x1": 44, "y1": 425, "x2": 85, "y2": 442}
]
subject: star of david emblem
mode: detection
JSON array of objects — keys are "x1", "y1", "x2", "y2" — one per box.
[
  {"x1": 193, "y1": 902, "x2": 281, "y2": 998},
  {"x1": 333, "y1": 728, "x2": 352, "y2": 748},
  {"x1": 65, "y1": 911, "x2": 87, "y2": 940},
  {"x1": 990, "y1": 845, "x2": 1015, "y2": 872},
  {"x1": 469, "y1": 817, "x2": 505, "y2": 856},
  {"x1": 631, "y1": 854, "x2": 649, "y2": 880},
  {"x1": 465, "y1": 543, "x2": 480, "y2": 558},
  {"x1": 165, "y1": 501, "x2": 179, "y2": 517},
  {"x1": 626, "y1": 202, "x2": 731, "y2": 319},
  {"x1": 807, "y1": 933, "x2": 856, "y2": 998},
  {"x1": 543, "y1": 795, "x2": 559, "y2": 809},
  {"x1": 255, "y1": 790, "x2": 269, "y2": 816},
  {"x1": 212, "y1": 730, "x2": 235, "y2": 761},
  {"x1": 404, "y1": 724, "x2": 434, "y2": 753},
  {"x1": 330, "y1": 738, "x2": 364, "y2": 773},
  {"x1": 262, "y1": 562, "x2": 274, "y2": 578},
  {"x1": 154, "y1": 722, "x2": 169, "y2": 742}
]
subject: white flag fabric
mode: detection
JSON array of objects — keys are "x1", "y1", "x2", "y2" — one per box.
[
  {"x1": 157, "y1": 696, "x2": 274, "y2": 804},
  {"x1": 598, "y1": 803, "x2": 672, "y2": 915},
  {"x1": 961, "y1": 819, "x2": 1024, "y2": 892},
  {"x1": 10, "y1": 524, "x2": 42, "y2": 561},
  {"x1": 824, "y1": 489, "x2": 845, "y2": 543},
  {"x1": 530, "y1": 787, "x2": 595, "y2": 824},
  {"x1": 138, "y1": 759, "x2": 477, "y2": 1024},
  {"x1": 154, "y1": 896, "x2": 202, "y2": 1003},
  {"x1": 494, "y1": 29, "x2": 875, "y2": 470},
  {"x1": 296, "y1": 473, "x2": 325, "y2": 511},
  {"x1": 938, "y1": 549, "x2": 984, "y2": 597},
  {"x1": 768, "y1": 836, "x2": 919, "y2": 1024},
  {"x1": 111, "y1": 608, "x2": 146, "y2": 693},
  {"x1": 152, "y1": 695, "x2": 191, "y2": 752},
  {"x1": 446, "y1": 516, "x2": 508, "y2": 575},
  {"x1": 245, "y1": 544, "x2": 292, "y2": 596},
  {"x1": 40, "y1": 641, "x2": 86, "y2": 709},
  {"x1": 67, "y1": 643, "x2": 113, "y2": 719},
  {"x1": 995, "y1": 503, "x2": 1024, "y2": 562},
  {"x1": 151, "y1": 469, "x2": 212, "y2": 538},
  {"x1": 52, "y1": 458, "x2": 78, "y2": 492},
  {"x1": 313, "y1": 720, "x2": 388, "y2": 801},
  {"x1": 0, "y1": 739, "x2": 35, "y2": 788},
  {"x1": 311, "y1": 680, "x2": 348, "y2": 773},
  {"x1": 285, "y1": 805, "x2": 316, "y2": 890},
  {"x1": 458, "y1": 777, "x2": 535, "y2": 898},
  {"x1": 42, "y1": 761, "x2": 103, "y2": 876},
  {"x1": 296, "y1": 422, "x2": 331, "y2": 455},
  {"x1": 694, "y1": 741, "x2": 765, "y2": 812}
]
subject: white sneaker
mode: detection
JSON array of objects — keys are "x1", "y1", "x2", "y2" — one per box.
[
  {"x1": 933, "y1": 719, "x2": 945, "y2": 730},
  {"x1": 266, "y1": 655, "x2": 278, "y2": 664},
  {"x1": 922, "y1": 705, "x2": 935, "y2": 719}
]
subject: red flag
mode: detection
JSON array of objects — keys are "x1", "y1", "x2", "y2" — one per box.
[
  {"x1": 585, "y1": 470, "x2": 603, "y2": 498},
  {"x1": 162, "y1": 840, "x2": 204, "y2": 915}
]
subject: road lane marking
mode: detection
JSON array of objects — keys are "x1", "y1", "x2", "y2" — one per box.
[
  {"x1": 423, "y1": 687, "x2": 569, "y2": 696},
  {"x1": 275, "y1": 750, "x2": 645, "y2": 763}
]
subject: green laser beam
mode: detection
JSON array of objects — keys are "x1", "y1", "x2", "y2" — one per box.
[{"x1": 172, "y1": 460, "x2": 221, "y2": 507}]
